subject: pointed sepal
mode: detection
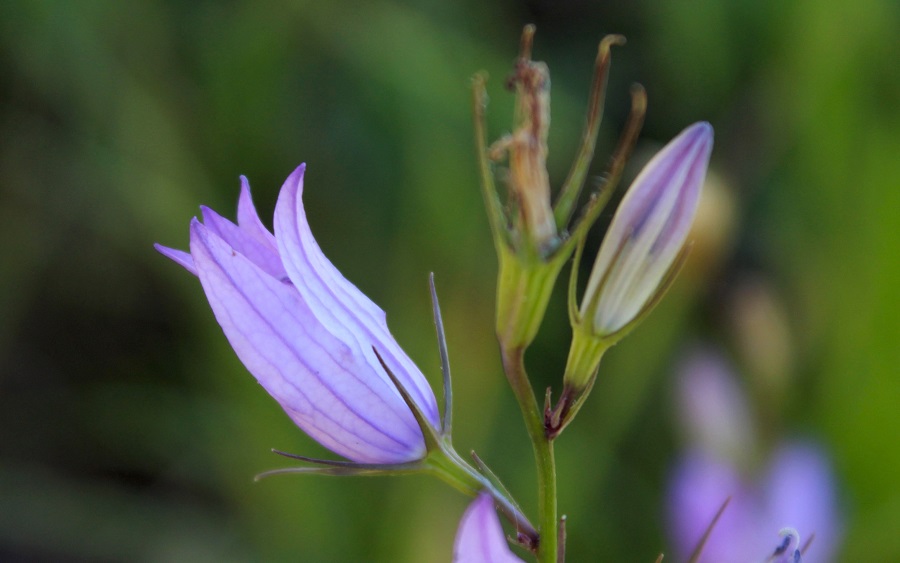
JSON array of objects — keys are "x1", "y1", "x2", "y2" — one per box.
[
  {"x1": 429, "y1": 273, "x2": 453, "y2": 436},
  {"x1": 373, "y1": 347, "x2": 444, "y2": 453},
  {"x1": 554, "y1": 34, "x2": 628, "y2": 229},
  {"x1": 253, "y1": 449, "x2": 427, "y2": 480}
]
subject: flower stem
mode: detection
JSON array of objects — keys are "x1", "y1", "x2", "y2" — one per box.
[
  {"x1": 426, "y1": 438, "x2": 539, "y2": 548},
  {"x1": 501, "y1": 345, "x2": 558, "y2": 563}
]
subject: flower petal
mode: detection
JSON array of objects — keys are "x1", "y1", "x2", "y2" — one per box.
[
  {"x1": 676, "y1": 347, "x2": 755, "y2": 463},
  {"x1": 189, "y1": 218, "x2": 427, "y2": 463},
  {"x1": 273, "y1": 165, "x2": 440, "y2": 427},
  {"x1": 154, "y1": 243, "x2": 196, "y2": 275},
  {"x1": 453, "y1": 493, "x2": 524, "y2": 563},
  {"x1": 200, "y1": 204, "x2": 287, "y2": 281},
  {"x1": 763, "y1": 443, "x2": 841, "y2": 562},
  {"x1": 236, "y1": 175, "x2": 280, "y2": 251},
  {"x1": 667, "y1": 450, "x2": 759, "y2": 563}
]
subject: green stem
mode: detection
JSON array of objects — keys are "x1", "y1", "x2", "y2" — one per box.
[{"x1": 501, "y1": 345, "x2": 558, "y2": 563}]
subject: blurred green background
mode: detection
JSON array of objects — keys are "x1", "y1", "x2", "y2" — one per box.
[{"x1": 1, "y1": 1, "x2": 898, "y2": 561}]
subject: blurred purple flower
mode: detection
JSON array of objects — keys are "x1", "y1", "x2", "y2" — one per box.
[
  {"x1": 668, "y1": 444, "x2": 840, "y2": 562},
  {"x1": 156, "y1": 164, "x2": 440, "y2": 464},
  {"x1": 667, "y1": 349, "x2": 841, "y2": 562},
  {"x1": 453, "y1": 493, "x2": 524, "y2": 563},
  {"x1": 676, "y1": 348, "x2": 755, "y2": 465},
  {"x1": 580, "y1": 122, "x2": 713, "y2": 336}
]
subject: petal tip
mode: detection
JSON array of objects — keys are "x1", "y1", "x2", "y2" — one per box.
[
  {"x1": 280, "y1": 164, "x2": 308, "y2": 200},
  {"x1": 189, "y1": 216, "x2": 205, "y2": 235},
  {"x1": 155, "y1": 241, "x2": 197, "y2": 275},
  {"x1": 687, "y1": 121, "x2": 714, "y2": 146},
  {"x1": 199, "y1": 205, "x2": 215, "y2": 222}
]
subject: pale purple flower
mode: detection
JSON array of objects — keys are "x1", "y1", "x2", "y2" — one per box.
[
  {"x1": 667, "y1": 444, "x2": 841, "y2": 562},
  {"x1": 580, "y1": 122, "x2": 713, "y2": 335},
  {"x1": 156, "y1": 164, "x2": 440, "y2": 464},
  {"x1": 453, "y1": 493, "x2": 524, "y2": 563},
  {"x1": 667, "y1": 350, "x2": 841, "y2": 561}
]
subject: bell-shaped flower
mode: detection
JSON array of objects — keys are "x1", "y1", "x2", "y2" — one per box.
[
  {"x1": 453, "y1": 492, "x2": 524, "y2": 563},
  {"x1": 579, "y1": 121, "x2": 713, "y2": 337},
  {"x1": 155, "y1": 164, "x2": 441, "y2": 464}
]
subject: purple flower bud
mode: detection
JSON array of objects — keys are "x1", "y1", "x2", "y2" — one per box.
[
  {"x1": 156, "y1": 165, "x2": 440, "y2": 464},
  {"x1": 453, "y1": 493, "x2": 524, "y2": 563},
  {"x1": 580, "y1": 122, "x2": 713, "y2": 335}
]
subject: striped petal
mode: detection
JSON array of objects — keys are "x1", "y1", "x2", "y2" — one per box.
[
  {"x1": 273, "y1": 165, "x2": 440, "y2": 427},
  {"x1": 157, "y1": 166, "x2": 439, "y2": 464}
]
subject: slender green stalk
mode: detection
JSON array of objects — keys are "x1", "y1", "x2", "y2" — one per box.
[
  {"x1": 427, "y1": 442, "x2": 538, "y2": 547},
  {"x1": 501, "y1": 345, "x2": 558, "y2": 563},
  {"x1": 374, "y1": 346, "x2": 539, "y2": 547},
  {"x1": 553, "y1": 34, "x2": 626, "y2": 229}
]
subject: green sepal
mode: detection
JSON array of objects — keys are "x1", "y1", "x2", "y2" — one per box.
[
  {"x1": 372, "y1": 347, "x2": 444, "y2": 453},
  {"x1": 687, "y1": 497, "x2": 731, "y2": 563},
  {"x1": 471, "y1": 450, "x2": 527, "y2": 520},
  {"x1": 254, "y1": 451, "x2": 426, "y2": 481},
  {"x1": 554, "y1": 34, "x2": 627, "y2": 229},
  {"x1": 558, "y1": 84, "x2": 647, "y2": 260},
  {"x1": 428, "y1": 273, "x2": 453, "y2": 436},
  {"x1": 472, "y1": 73, "x2": 510, "y2": 256}
]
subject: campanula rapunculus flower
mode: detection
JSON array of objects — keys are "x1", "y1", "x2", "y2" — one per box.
[
  {"x1": 453, "y1": 492, "x2": 524, "y2": 563},
  {"x1": 156, "y1": 164, "x2": 441, "y2": 464}
]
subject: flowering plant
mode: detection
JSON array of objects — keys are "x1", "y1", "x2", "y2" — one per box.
[{"x1": 156, "y1": 25, "x2": 823, "y2": 562}]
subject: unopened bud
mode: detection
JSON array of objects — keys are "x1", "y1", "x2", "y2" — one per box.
[
  {"x1": 579, "y1": 121, "x2": 713, "y2": 338},
  {"x1": 555, "y1": 122, "x2": 713, "y2": 424}
]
